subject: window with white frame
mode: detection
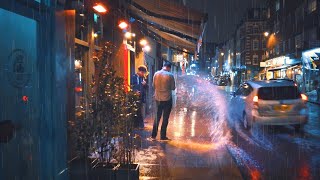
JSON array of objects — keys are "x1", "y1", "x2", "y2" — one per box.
[
  {"x1": 276, "y1": 0, "x2": 280, "y2": 11},
  {"x1": 253, "y1": 55, "x2": 259, "y2": 65},
  {"x1": 253, "y1": 39, "x2": 259, "y2": 50},
  {"x1": 308, "y1": 0, "x2": 317, "y2": 13}
]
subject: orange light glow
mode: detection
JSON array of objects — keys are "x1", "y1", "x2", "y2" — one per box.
[
  {"x1": 93, "y1": 4, "x2": 107, "y2": 13},
  {"x1": 267, "y1": 34, "x2": 277, "y2": 49},
  {"x1": 253, "y1": 96, "x2": 259, "y2": 103},
  {"x1": 301, "y1": 94, "x2": 308, "y2": 101},
  {"x1": 118, "y1": 21, "x2": 128, "y2": 30},
  {"x1": 250, "y1": 169, "x2": 261, "y2": 180},
  {"x1": 139, "y1": 39, "x2": 148, "y2": 46},
  {"x1": 168, "y1": 140, "x2": 217, "y2": 153}
]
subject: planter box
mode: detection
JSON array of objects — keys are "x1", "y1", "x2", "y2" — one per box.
[
  {"x1": 90, "y1": 163, "x2": 116, "y2": 180},
  {"x1": 69, "y1": 158, "x2": 139, "y2": 180},
  {"x1": 115, "y1": 164, "x2": 140, "y2": 180},
  {"x1": 69, "y1": 158, "x2": 115, "y2": 180}
]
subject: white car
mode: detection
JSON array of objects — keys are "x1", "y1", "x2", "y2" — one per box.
[{"x1": 230, "y1": 80, "x2": 308, "y2": 130}]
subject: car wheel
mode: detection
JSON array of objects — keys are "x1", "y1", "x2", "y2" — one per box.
[{"x1": 243, "y1": 113, "x2": 251, "y2": 130}]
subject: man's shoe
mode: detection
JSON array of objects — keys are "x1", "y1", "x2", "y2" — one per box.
[
  {"x1": 160, "y1": 137, "x2": 171, "y2": 141},
  {"x1": 147, "y1": 137, "x2": 156, "y2": 141}
]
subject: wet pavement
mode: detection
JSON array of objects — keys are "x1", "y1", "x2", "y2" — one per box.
[
  {"x1": 135, "y1": 76, "x2": 242, "y2": 179},
  {"x1": 223, "y1": 82, "x2": 320, "y2": 179},
  {"x1": 135, "y1": 75, "x2": 320, "y2": 179}
]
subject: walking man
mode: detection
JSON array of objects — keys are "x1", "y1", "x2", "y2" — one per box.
[
  {"x1": 150, "y1": 62, "x2": 176, "y2": 141},
  {"x1": 131, "y1": 65, "x2": 148, "y2": 128}
]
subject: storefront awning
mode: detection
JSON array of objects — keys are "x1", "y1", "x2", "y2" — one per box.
[
  {"x1": 268, "y1": 61, "x2": 301, "y2": 71},
  {"x1": 128, "y1": 0, "x2": 207, "y2": 54}
]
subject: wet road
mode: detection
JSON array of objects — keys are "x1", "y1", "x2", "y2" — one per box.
[{"x1": 137, "y1": 75, "x2": 320, "y2": 179}]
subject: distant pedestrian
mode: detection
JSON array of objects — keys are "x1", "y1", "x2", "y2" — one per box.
[
  {"x1": 150, "y1": 62, "x2": 176, "y2": 141},
  {"x1": 131, "y1": 65, "x2": 148, "y2": 128}
]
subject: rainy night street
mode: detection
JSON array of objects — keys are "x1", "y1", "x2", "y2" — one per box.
[
  {"x1": 2, "y1": 0, "x2": 320, "y2": 179},
  {"x1": 136, "y1": 75, "x2": 320, "y2": 179}
]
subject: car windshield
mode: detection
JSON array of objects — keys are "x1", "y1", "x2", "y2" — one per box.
[{"x1": 258, "y1": 86, "x2": 301, "y2": 100}]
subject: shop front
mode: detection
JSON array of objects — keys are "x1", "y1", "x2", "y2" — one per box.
[
  {"x1": 265, "y1": 56, "x2": 302, "y2": 86},
  {"x1": 302, "y1": 48, "x2": 320, "y2": 103}
]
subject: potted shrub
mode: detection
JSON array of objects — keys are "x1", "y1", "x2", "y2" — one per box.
[{"x1": 70, "y1": 42, "x2": 140, "y2": 180}]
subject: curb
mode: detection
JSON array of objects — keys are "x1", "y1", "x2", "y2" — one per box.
[
  {"x1": 307, "y1": 101, "x2": 320, "y2": 105},
  {"x1": 225, "y1": 145, "x2": 247, "y2": 180}
]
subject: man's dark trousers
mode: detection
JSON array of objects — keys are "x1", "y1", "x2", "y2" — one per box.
[{"x1": 151, "y1": 99, "x2": 172, "y2": 138}]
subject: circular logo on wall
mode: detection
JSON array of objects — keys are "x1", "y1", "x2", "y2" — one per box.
[{"x1": 6, "y1": 49, "x2": 31, "y2": 88}]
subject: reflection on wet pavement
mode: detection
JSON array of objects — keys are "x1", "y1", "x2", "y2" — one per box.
[{"x1": 135, "y1": 76, "x2": 241, "y2": 179}]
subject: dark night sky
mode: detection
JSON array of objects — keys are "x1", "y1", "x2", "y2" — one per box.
[{"x1": 185, "y1": 0, "x2": 264, "y2": 43}]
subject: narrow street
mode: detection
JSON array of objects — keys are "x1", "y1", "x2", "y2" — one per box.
[{"x1": 136, "y1": 75, "x2": 320, "y2": 179}]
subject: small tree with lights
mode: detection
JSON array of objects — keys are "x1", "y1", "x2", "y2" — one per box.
[{"x1": 72, "y1": 42, "x2": 140, "y2": 179}]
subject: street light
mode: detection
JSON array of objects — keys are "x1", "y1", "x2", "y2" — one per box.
[
  {"x1": 264, "y1": 31, "x2": 269, "y2": 37},
  {"x1": 139, "y1": 39, "x2": 148, "y2": 46},
  {"x1": 221, "y1": 52, "x2": 224, "y2": 56},
  {"x1": 143, "y1": 45, "x2": 151, "y2": 52},
  {"x1": 118, "y1": 21, "x2": 128, "y2": 30},
  {"x1": 93, "y1": 3, "x2": 107, "y2": 13},
  {"x1": 125, "y1": 32, "x2": 132, "y2": 39}
]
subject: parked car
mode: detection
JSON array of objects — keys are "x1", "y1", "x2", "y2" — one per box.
[
  {"x1": 217, "y1": 76, "x2": 228, "y2": 86},
  {"x1": 230, "y1": 79, "x2": 308, "y2": 130}
]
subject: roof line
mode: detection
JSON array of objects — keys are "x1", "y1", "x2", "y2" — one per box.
[
  {"x1": 137, "y1": 22, "x2": 195, "y2": 55},
  {"x1": 130, "y1": 1, "x2": 206, "y2": 25},
  {"x1": 129, "y1": 12, "x2": 198, "y2": 42}
]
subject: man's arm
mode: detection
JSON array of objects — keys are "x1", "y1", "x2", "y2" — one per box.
[
  {"x1": 153, "y1": 73, "x2": 157, "y2": 89},
  {"x1": 171, "y1": 75, "x2": 176, "y2": 90}
]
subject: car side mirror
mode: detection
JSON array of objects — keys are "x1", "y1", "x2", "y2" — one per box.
[{"x1": 230, "y1": 92, "x2": 236, "y2": 97}]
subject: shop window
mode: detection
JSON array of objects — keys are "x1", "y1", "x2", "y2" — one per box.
[
  {"x1": 253, "y1": 55, "x2": 259, "y2": 65},
  {"x1": 308, "y1": 0, "x2": 317, "y2": 13}
]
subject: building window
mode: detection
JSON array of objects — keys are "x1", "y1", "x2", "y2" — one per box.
[
  {"x1": 295, "y1": 34, "x2": 302, "y2": 49},
  {"x1": 253, "y1": 40, "x2": 259, "y2": 50},
  {"x1": 253, "y1": 55, "x2": 259, "y2": 65},
  {"x1": 276, "y1": 0, "x2": 280, "y2": 11},
  {"x1": 246, "y1": 61, "x2": 252, "y2": 65},
  {"x1": 308, "y1": 0, "x2": 317, "y2": 13},
  {"x1": 254, "y1": 10, "x2": 259, "y2": 18},
  {"x1": 262, "y1": 39, "x2": 266, "y2": 49},
  {"x1": 253, "y1": 26, "x2": 259, "y2": 34}
]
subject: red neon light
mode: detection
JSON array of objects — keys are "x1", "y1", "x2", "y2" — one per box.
[
  {"x1": 123, "y1": 44, "x2": 129, "y2": 92},
  {"x1": 22, "y1": 96, "x2": 28, "y2": 102}
]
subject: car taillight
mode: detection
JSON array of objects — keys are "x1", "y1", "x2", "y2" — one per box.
[{"x1": 301, "y1": 94, "x2": 308, "y2": 101}]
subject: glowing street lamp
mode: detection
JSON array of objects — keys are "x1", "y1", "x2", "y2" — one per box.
[
  {"x1": 93, "y1": 4, "x2": 107, "y2": 13},
  {"x1": 118, "y1": 21, "x2": 128, "y2": 30},
  {"x1": 220, "y1": 52, "x2": 224, "y2": 56},
  {"x1": 264, "y1": 31, "x2": 270, "y2": 37},
  {"x1": 143, "y1": 45, "x2": 151, "y2": 52},
  {"x1": 140, "y1": 39, "x2": 147, "y2": 46},
  {"x1": 125, "y1": 32, "x2": 132, "y2": 39}
]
